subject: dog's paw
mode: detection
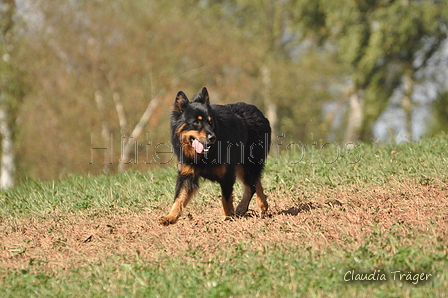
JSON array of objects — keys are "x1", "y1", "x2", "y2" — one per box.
[
  {"x1": 235, "y1": 208, "x2": 247, "y2": 217},
  {"x1": 159, "y1": 216, "x2": 178, "y2": 226},
  {"x1": 260, "y1": 212, "x2": 272, "y2": 219}
]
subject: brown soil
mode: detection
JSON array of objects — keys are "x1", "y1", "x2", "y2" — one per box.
[{"x1": 1, "y1": 180, "x2": 447, "y2": 271}]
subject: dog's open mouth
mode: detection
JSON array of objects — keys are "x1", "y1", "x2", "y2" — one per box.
[{"x1": 190, "y1": 137, "x2": 211, "y2": 154}]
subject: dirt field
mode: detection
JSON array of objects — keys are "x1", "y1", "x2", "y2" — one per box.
[{"x1": 1, "y1": 179, "x2": 447, "y2": 272}]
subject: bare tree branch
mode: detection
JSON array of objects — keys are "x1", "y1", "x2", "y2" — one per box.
[
  {"x1": 113, "y1": 92, "x2": 127, "y2": 134},
  {"x1": 118, "y1": 91, "x2": 164, "y2": 172}
]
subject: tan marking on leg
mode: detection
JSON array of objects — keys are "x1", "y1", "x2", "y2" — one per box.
[
  {"x1": 159, "y1": 187, "x2": 196, "y2": 226},
  {"x1": 221, "y1": 194, "x2": 234, "y2": 218},
  {"x1": 255, "y1": 179, "x2": 268, "y2": 214},
  {"x1": 235, "y1": 164, "x2": 244, "y2": 181}
]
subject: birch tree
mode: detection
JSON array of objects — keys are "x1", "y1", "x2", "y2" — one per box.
[
  {"x1": 297, "y1": 0, "x2": 448, "y2": 141},
  {"x1": 0, "y1": 0, "x2": 18, "y2": 189}
]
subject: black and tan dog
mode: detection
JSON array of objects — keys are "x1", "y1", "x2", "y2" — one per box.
[{"x1": 159, "y1": 87, "x2": 271, "y2": 225}]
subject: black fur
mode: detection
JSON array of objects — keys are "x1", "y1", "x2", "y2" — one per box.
[{"x1": 159, "y1": 87, "x2": 271, "y2": 225}]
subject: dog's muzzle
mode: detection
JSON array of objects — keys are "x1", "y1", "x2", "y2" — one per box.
[{"x1": 191, "y1": 133, "x2": 215, "y2": 154}]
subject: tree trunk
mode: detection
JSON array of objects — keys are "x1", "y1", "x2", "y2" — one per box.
[
  {"x1": 402, "y1": 74, "x2": 414, "y2": 142},
  {"x1": 94, "y1": 91, "x2": 112, "y2": 173},
  {"x1": 344, "y1": 83, "x2": 364, "y2": 144},
  {"x1": 0, "y1": 0, "x2": 16, "y2": 189},
  {"x1": 261, "y1": 65, "x2": 278, "y2": 139},
  {"x1": 0, "y1": 99, "x2": 14, "y2": 189}
]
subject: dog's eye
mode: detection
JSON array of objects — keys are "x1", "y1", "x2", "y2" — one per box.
[{"x1": 193, "y1": 120, "x2": 200, "y2": 126}]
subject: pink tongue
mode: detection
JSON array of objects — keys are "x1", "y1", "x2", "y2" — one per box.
[{"x1": 192, "y1": 139, "x2": 204, "y2": 154}]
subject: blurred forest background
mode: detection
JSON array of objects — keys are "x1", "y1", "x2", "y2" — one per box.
[{"x1": 0, "y1": 0, "x2": 448, "y2": 187}]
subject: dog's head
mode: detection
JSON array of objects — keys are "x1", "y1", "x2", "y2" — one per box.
[{"x1": 171, "y1": 87, "x2": 216, "y2": 158}]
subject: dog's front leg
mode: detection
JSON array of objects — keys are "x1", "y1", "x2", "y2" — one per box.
[{"x1": 159, "y1": 174, "x2": 198, "y2": 226}]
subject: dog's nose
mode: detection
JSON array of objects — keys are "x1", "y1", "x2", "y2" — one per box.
[{"x1": 208, "y1": 134, "x2": 216, "y2": 143}]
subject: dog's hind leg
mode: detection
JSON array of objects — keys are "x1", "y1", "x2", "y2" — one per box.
[
  {"x1": 235, "y1": 165, "x2": 255, "y2": 216},
  {"x1": 235, "y1": 163, "x2": 268, "y2": 216},
  {"x1": 235, "y1": 183, "x2": 254, "y2": 216},
  {"x1": 255, "y1": 179, "x2": 268, "y2": 215}
]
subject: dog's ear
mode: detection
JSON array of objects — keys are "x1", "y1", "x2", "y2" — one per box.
[
  {"x1": 192, "y1": 87, "x2": 210, "y2": 104},
  {"x1": 174, "y1": 91, "x2": 189, "y2": 113}
]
